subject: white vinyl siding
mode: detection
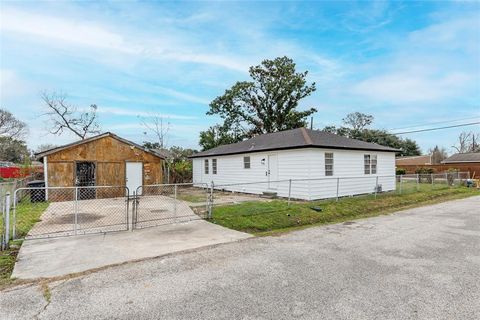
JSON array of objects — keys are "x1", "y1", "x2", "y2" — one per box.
[{"x1": 192, "y1": 148, "x2": 395, "y2": 201}]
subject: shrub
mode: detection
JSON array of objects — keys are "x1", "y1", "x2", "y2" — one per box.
[{"x1": 396, "y1": 168, "x2": 406, "y2": 175}]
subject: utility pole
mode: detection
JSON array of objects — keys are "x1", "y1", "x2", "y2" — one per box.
[{"x1": 310, "y1": 117, "x2": 313, "y2": 130}]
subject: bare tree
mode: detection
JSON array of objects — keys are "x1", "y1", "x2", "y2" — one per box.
[
  {"x1": 41, "y1": 91, "x2": 100, "y2": 139},
  {"x1": 140, "y1": 114, "x2": 170, "y2": 149},
  {"x1": 428, "y1": 145, "x2": 448, "y2": 164},
  {"x1": 452, "y1": 131, "x2": 480, "y2": 153},
  {"x1": 0, "y1": 108, "x2": 28, "y2": 139},
  {"x1": 342, "y1": 112, "x2": 374, "y2": 131}
]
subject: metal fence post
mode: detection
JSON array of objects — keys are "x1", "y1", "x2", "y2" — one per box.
[
  {"x1": 5, "y1": 193, "x2": 10, "y2": 249},
  {"x1": 399, "y1": 175, "x2": 403, "y2": 194},
  {"x1": 74, "y1": 187, "x2": 78, "y2": 235},
  {"x1": 12, "y1": 191, "x2": 16, "y2": 240},
  {"x1": 375, "y1": 176, "x2": 378, "y2": 199},
  {"x1": 208, "y1": 181, "x2": 214, "y2": 219},
  {"x1": 287, "y1": 179, "x2": 292, "y2": 206},
  {"x1": 336, "y1": 177, "x2": 340, "y2": 201},
  {"x1": 445, "y1": 172, "x2": 448, "y2": 187},
  {"x1": 416, "y1": 174, "x2": 419, "y2": 191},
  {"x1": 173, "y1": 184, "x2": 178, "y2": 220},
  {"x1": 132, "y1": 190, "x2": 136, "y2": 231},
  {"x1": 431, "y1": 174, "x2": 434, "y2": 190}
]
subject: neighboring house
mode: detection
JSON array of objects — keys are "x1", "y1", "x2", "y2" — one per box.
[
  {"x1": 35, "y1": 132, "x2": 165, "y2": 199},
  {"x1": 191, "y1": 128, "x2": 398, "y2": 200},
  {"x1": 396, "y1": 155, "x2": 431, "y2": 167},
  {"x1": 441, "y1": 152, "x2": 480, "y2": 164}
]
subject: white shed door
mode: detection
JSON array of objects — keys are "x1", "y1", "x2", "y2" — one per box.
[
  {"x1": 126, "y1": 162, "x2": 143, "y2": 195},
  {"x1": 267, "y1": 154, "x2": 278, "y2": 189}
]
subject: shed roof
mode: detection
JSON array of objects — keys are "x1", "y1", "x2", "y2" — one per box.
[
  {"x1": 442, "y1": 152, "x2": 480, "y2": 163},
  {"x1": 190, "y1": 128, "x2": 399, "y2": 158},
  {"x1": 35, "y1": 132, "x2": 165, "y2": 160}
]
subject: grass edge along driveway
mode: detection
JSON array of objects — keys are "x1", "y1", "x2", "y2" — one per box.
[{"x1": 210, "y1": 187, "x2": 479, "y2": 236}]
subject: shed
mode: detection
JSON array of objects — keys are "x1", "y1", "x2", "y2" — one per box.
[
  {"x1": 36, "y1": 132, "x2": 165, "y2": 198},
  {"x1": 191, "y1": 128, "x2": 399, "y2": 200}
]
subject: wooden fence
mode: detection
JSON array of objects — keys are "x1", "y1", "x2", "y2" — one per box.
[{"x1": 398, "y1": 163, "x2": 480, "y2": 177}]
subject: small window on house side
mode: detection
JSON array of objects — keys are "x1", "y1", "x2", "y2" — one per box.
[
  {"x1": 364, "y1": 155, "x2": 371, "y2": 174},
  {"x1": 204, "y1": 159, "x2": 209, "y2": 174},
  {"x1": 243, "y1": 156, "x2": 251, "y2": 169},
  {"x1": 371, "y1": 155, "x2": 377, "y2": 174},
  {"x1": 325, "y1": 152, "x2": 334, "y2": 176},
  {"x1": 212, "y1": 159, "x2": 217, "y2": 174}
]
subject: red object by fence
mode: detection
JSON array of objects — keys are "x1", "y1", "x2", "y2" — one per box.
[{"x1": 0, "y1": 167, "x2": 32, "y2": 179}]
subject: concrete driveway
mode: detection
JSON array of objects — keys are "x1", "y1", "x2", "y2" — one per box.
[
  {"x1": 2, "y1": 196, "x2": 479, "y2": 320},
  {"x1": 12, "y1": 220, "x2": 251, "y2": 279}
]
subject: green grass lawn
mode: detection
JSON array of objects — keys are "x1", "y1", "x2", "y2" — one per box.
[
  {"x1": 210, "y1": 186, "x2": 478, "y2": 236},
  {"x1": 1, "y1": 200, "x2": 49, "y2": 288}
]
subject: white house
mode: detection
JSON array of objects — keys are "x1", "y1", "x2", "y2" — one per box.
[{"x1": 191, "y1": 128, "x2": 398, "y2": 200}]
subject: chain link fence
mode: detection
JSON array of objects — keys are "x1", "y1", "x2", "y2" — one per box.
[
  {"x1": 209, "y1": 172, "x2": 472, "y2": 205},
  {"x1": 12, "y1": 186, "x2": 129, "y2": 240},
  {"x1": 133, "y1": 183, "x2": 209, "y2": 229}
]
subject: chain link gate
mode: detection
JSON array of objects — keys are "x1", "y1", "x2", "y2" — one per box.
[
  {"x1": 12, "y1": 186, "x2": 130, "y2": 240},
  {"x1": 132, "y1": 183, "x2": 210, "y2": 229}
]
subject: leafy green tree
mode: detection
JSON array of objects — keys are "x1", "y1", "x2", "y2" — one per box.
[
  {"x1": 200, "y1": 56, "x2": 317, "y2": 150},
  {"x1": 199, "y1": 124, "x2": 244, "y2": 151},
  {"x1": 323, "y1": 112, "x2": 421, "y2": 156},
  {"x1": 0, "y1": 137, "x2": 30, "y2": 163}
]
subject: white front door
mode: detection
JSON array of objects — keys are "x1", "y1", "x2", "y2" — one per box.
[
  {"x1": 126, "y1": 162, "x2": 143, "y2": 195},
  {"x1": 267, "y1": 154, "x2": 278, "y2": 189}
]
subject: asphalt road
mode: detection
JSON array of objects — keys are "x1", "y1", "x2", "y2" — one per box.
[{"x1": 1, "y1": 196, "x2": 479, "y2": 320}]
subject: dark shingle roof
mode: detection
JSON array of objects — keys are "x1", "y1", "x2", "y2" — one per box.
[
  {"x1": 191, "y1": 128, "x2": 399, "y2": 158},
  {"x1": 442, "y1": 152, "x2": 480, "y2": 163}
]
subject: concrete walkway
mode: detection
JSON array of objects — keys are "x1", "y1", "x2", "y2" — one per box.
[{"x1": 12, "y1": 220, "x2": 251, "y2": 279}]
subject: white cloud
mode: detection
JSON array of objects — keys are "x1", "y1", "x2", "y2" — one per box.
[
  {"x1": 352, "y1": 70, "x2": 472, "y2": 102},
  {"x1": 0, "y1": 69, "x2": 32, "y2": 100},
  {"x1": 0, "y1": 7, "x2": 247, "y2": 72},
  {"x1": 98, "y1": 107, "x2": 197, "y2": 120}
]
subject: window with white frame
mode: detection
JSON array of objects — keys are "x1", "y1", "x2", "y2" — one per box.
[
  {"x1": 371, "y1": 155, "x2": 377, "y2": 174},
  {"x1": 325, "y1": 152, "x2": 334, "y2": 176},
  {"x1": 212, "y1": 159, "x2": 217, "y2": 174},
  {"x1": 204, "y1": 159, "x2": 209, "y2": 174},
  {"x1": 243, "y1": 156, "x2": 251, "y2": 169},
  {"x1": 364, "y1": 154, "x2": 371, "y2": 174}
]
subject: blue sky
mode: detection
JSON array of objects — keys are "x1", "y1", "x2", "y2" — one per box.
[{"x1": 1, "y1": 0, "x2": 479, "y2": 154}]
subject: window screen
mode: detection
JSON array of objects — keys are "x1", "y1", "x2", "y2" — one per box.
[
  {"x1": 371, "y1": 155, "x2": 377, "y2": 174},
  {"x1": 325, "y1": 153, "x2": 334, "y2": 176},
  {"x1": 243, "y1": 156, "x2": 251, "y2": 169},
  {"x1": 204, "y1": 159, "x2": 209, "y2": 174},
  {"x1": 364, "y1": 155, "x2": 371, "y2": 174},
  {"x1": 212, "y1": 159, "x2": 217, "y2": 174}
]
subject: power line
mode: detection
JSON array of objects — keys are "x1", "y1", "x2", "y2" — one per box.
[
  {"x1": 393, "y1": 122, "x2": 480, "y2": 135},
  {"x1": 389, "y1": 116, "x2": 480, "y2": 131}
]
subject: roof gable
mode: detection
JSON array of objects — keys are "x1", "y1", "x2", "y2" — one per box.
[
  {"x1": 191, "y1": 128, "x2": 399, "y2": 158},
  {"x1": 35, "y1": 132, "x2": 165, "y2": 160}
]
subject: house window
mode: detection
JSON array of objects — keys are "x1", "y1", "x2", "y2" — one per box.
[
  {"x1": 243, "y1": 156, "x2": 251, "y2": 169},
  {"x1": 371, "y1": 155, "x2": 377, "y2": 174},
  {"x1": 364, "y1": 155, "x2": 371, "y2": 174},
  {"x1": 212, "y1": 159, "x2": 217, "y2": 174},
  {"x1": 325, "y1": 153, "x2": 334, "y2": 176},
  {"x1": 204, "y1": 159, "x2": 209, "y2": 174}
]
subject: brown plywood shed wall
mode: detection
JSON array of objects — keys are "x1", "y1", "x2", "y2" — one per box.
[{"x1": 44, "y1": 135, "x2": 163, "y2": 196}]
